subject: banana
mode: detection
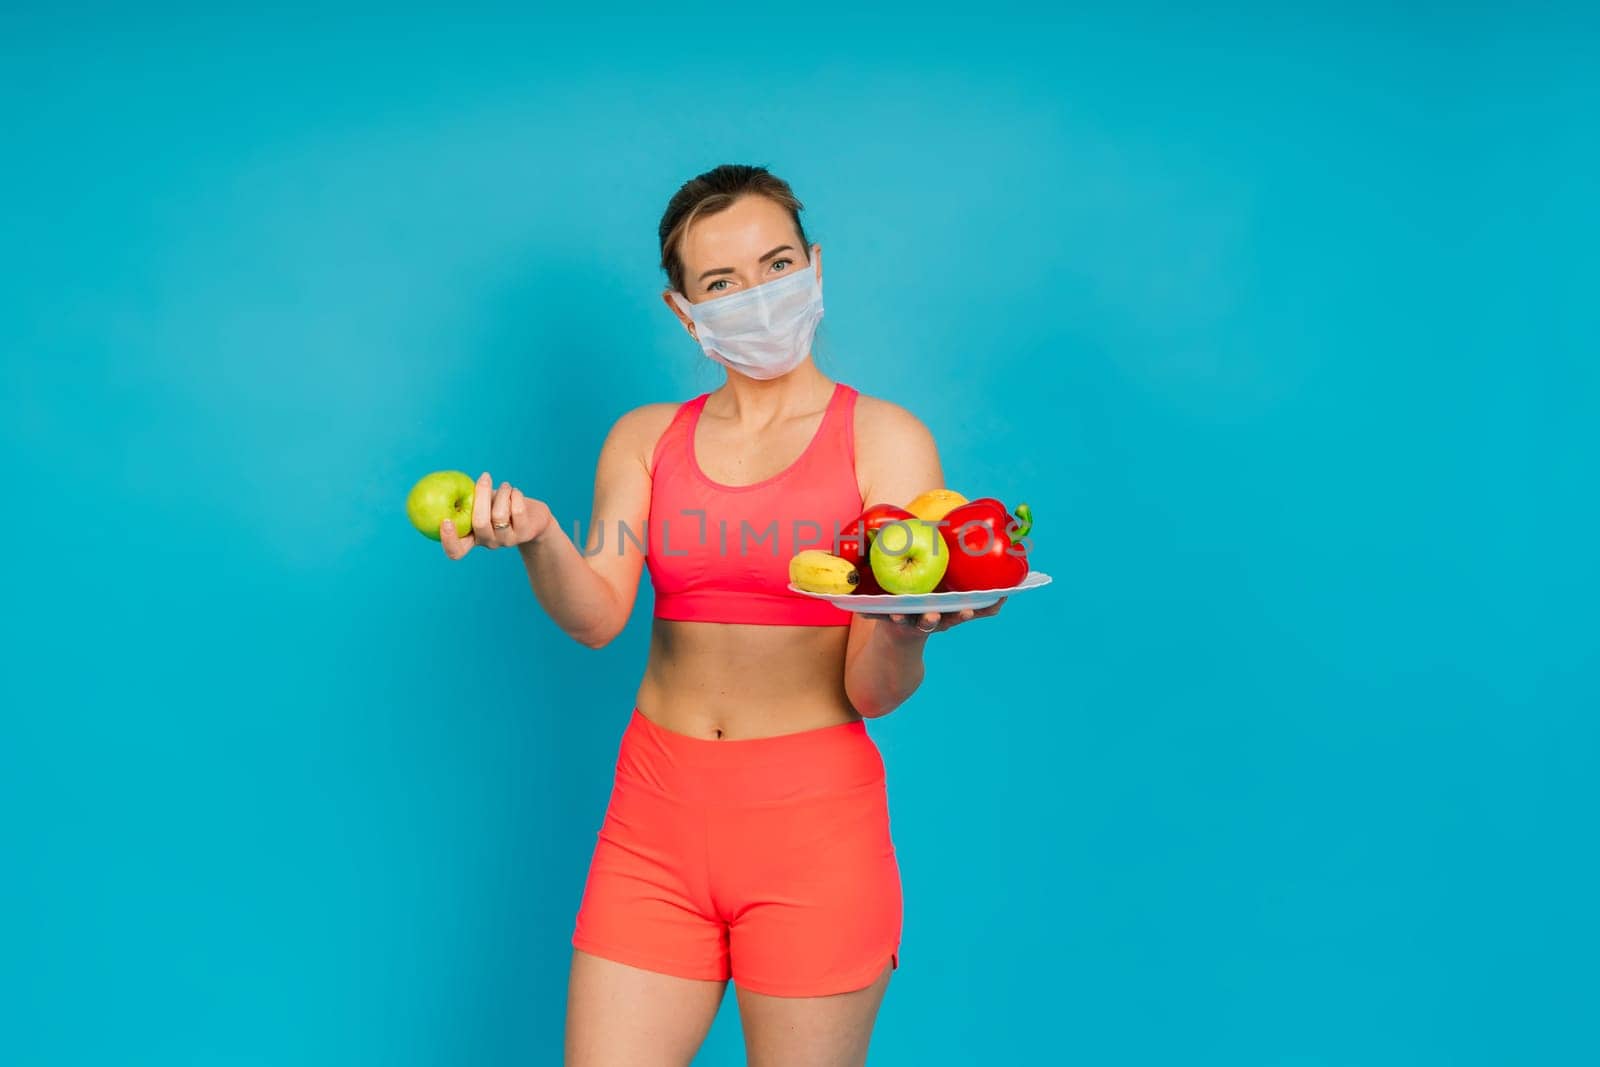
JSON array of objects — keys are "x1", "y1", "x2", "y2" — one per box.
[{"x1": 789, "y1": 549, "x2": 861, "y2": 594}]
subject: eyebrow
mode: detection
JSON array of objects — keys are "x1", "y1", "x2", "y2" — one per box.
[{"x1": 696, "y1": 245, "x2": 796, "y2": 284}]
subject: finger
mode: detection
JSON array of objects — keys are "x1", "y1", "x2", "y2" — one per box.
[
  {"x1": 440, "y1": 518, "x2": 475, "y2": 560},
  {"x1": 509, "y1": 488, "x2": 528, "y2": 540},
  {"x1": 491, "y1": 480, "x2": 514, "y2": 537},
  {"x1": 471, "y1": 471, "x2": 494, "y2": 540},
  {"x1": 915, "y1": 611, "x2": 940, "y2": 634}
]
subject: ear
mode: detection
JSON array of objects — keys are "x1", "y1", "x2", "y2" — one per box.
[
  {"x1": 812, "y1": 244, "x2": 823, "y2": 282},
  {"x1": 662, "y1": 289, "x2": 697, "y2": 336}
]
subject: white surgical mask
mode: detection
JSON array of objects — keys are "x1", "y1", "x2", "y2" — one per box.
[{"x1": 671, "y1": 262, "x2": 824, "y2": 380}]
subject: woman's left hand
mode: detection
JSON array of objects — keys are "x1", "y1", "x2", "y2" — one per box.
[{"x1": 883, "y1": 597, "x2": 1007, "y2": 637}]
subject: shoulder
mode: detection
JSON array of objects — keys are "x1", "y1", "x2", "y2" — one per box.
[
  {"x1": 848, "y1": 388, "x2": 943, "y2": 503},
  {"x1": 602, "y1": 399, "x2": 691, "y2": 474},
  {"x1": 851, "y1": 389, "x2": 938, "y2": 453}
]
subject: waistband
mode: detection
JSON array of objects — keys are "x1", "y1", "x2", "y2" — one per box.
[{"x1": 619, "y1": 706, "x2": 885, "y2": 803}]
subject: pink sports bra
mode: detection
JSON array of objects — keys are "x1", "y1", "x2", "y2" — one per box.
[{"x1": 646, "y1": 381, "x2": 864, "y2": 626}]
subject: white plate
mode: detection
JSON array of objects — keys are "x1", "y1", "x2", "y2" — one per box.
[{"x1": 787, "y1": 570, "x2": 1052, "y2": 614}]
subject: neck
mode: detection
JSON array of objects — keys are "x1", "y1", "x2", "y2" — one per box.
[{"x1": 712, "y1": 362, "x2": 834, "y2": 423}]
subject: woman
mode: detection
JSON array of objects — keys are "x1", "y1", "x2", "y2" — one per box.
[{"x1": 440, "y1": 164, "x2": 1004, "y2": 1066}]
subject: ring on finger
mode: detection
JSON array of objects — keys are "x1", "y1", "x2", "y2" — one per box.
[
  {"x1": 492, "y1": 521, "x2": 511, "y2": 530},
  {"x1": 916, "y1": 618, "x2": 937, "y2": 632}
]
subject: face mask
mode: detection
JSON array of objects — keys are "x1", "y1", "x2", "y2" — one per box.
[{"x1": 671, "y1": 262, "x2": 824, "y2": 380}]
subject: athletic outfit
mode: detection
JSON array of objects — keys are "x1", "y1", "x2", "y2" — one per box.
[{"x1": 570, "y1": 381, "x2": 904, "y2": 996}]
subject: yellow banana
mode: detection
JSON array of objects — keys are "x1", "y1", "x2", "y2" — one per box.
[{"x1": 789, "y1": 549, "x2": 861, "y2": 594}]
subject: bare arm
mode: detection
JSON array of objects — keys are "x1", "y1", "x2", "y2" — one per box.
[
  {"x1": 843, "y1": 398, "x2": 944, "y2": 718},
  {"x1": 522, "y1": 405, "x2": 668, "y2": 648}
]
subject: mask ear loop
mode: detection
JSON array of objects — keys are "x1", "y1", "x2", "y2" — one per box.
[{"x1": 669, "y1": 290, "x2": 699, "y2": 339}]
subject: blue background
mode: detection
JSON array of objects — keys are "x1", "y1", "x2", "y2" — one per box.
[{"x1": 4, "y1": 8, "x2": 1595, "y2": 1065}]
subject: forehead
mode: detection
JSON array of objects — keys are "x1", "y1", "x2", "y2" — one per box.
[{"x1": 678, "y1": 195, "x2": 802, "y2": 274}]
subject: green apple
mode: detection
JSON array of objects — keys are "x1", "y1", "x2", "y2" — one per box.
[
  {"x1": 869, "y1": 518, "x2": 949, "y2": 594},
  {"x1": 406, "y1": 470, "x2": 476, "y2": 541}
]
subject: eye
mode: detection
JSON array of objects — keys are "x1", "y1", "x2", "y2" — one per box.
[
  {"x1": 770, "y1": 258, "x2": 792, "y2": 272},
  {"x1": 707, "y1": 279, "x2": 730, "y2": 293}
]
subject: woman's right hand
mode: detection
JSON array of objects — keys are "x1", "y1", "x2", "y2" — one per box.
[{"x1": 441, "y1": 471, "x2": 553, "y2": 560}]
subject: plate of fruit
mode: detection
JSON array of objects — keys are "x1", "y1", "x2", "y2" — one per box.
[{"x1": 787, "y1": 489, "x2": 1051, "y2": 614}]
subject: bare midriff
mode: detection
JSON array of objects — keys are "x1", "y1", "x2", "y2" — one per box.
[{"x1": 634, "y1": 618, "x2": 859, "y2": 740}]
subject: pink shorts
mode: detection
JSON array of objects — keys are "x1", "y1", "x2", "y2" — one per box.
[{"x1": 571, "y1": 707, "x2": 903, "y2": 997}]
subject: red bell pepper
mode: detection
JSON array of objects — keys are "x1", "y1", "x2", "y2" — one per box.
[
  {"x1": 835, "y1": 503, "x2": 913, "y2": 594},
  {"x1": 938, "y1": 499, "x2": 1032, "y2": 591}
]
